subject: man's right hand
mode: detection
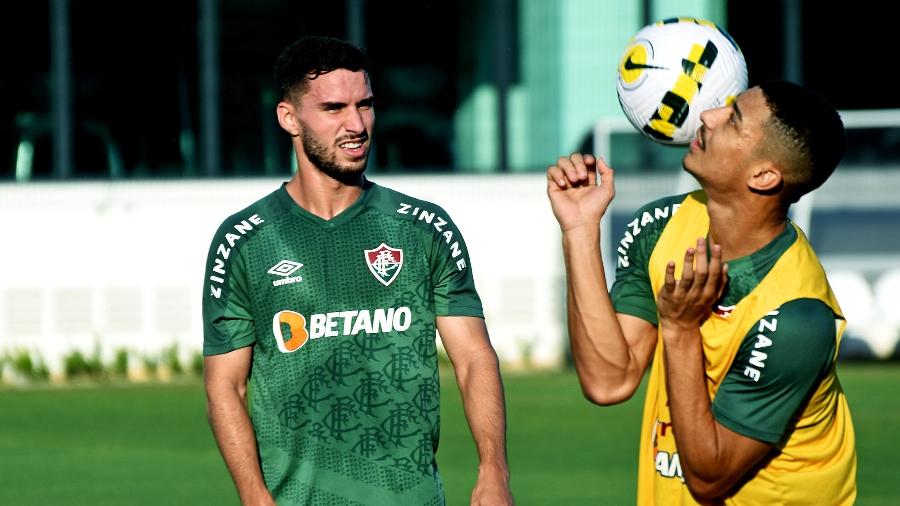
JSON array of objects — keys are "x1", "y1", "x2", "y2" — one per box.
[{"x1": 546, "y1": 153, "x2": 616, "y2": 233}]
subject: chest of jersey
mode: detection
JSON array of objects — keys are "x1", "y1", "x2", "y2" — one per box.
[{"x1": 241, "y1": 210, "x2": 434, "y2": 356}]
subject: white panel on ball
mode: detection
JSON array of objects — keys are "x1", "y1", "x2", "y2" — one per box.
[{"x1": 616, "y1": 17, "x2": 748, "y2": 145}]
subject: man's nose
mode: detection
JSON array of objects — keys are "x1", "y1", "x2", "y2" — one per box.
[{"x1": 344, "y1": 108, "x2": 366, "y2": 133}]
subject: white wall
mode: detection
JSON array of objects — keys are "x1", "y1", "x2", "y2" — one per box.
[
  {"x1": 0, "y1": 175, "x2": 567, "y2": 377},
  {"x1": 2, "y1": 171, "x2": 898, "y2": 380}
]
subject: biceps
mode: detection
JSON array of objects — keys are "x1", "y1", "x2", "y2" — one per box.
[
  {"x1": 204, "y1": 347, "x2": 253, "y2": 396},
  {"x1": 714, "y1": 422, "x2": 773, "y2": 480},
  {"x1": 617, "y1": 313, "x2": 658, "y2": 372},
  {"x1": 437, "y1": 316, "x2": 493, "y2": 364}
]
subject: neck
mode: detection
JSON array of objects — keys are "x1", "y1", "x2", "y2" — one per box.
[
  {"x1": 285, "y1": 166, "x2": 365, "y2": 220},
  {"x1": 706, "y1": 195, "x2": 787, "y2": 261}
]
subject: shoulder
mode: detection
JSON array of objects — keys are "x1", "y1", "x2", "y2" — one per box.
[
  {"x1": 615, "y1": 192, "x2": 693, "y2": 269},
  {"x1": 368, "y1": 182, "x2": 452, "y2": 217},
  {"x1": 207, "y1": 186, "x2": 289, "y2": 253},
  {"x1": 711, "y1": 298, "x2": 837, "y2": 442},
  {"x1": 737, "y1": 298, "x2": 836, "y2": 383},
  {"x1": 366, "y1": 181, "x2": 460, "y2": 230},
  {"x1": 770, "y1": 298, "x2": 837, "y2": 349},
  {"x1": 636, "y1": 192, "x2": 695, "y2": 215},
  {"x1": 624, "y1": 192, "x2": 693, "y2": 234},
  {"x1": 636, "y1": 192, "x2": 694, "y2": 215}
]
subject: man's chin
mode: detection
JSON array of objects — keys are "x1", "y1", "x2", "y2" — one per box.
[
  {"x1": 681, "y1": 153, "x2": 696, "y2": 173},
  {"x1": 339, "y1": 160, "x2": 368, "y2": 175},
  {"x1": 319, "y1": 159, "x2": 368, "y2": 184}
]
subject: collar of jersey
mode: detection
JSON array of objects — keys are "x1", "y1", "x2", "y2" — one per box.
[
  {"x1": 275, "y1": 181, "x2": 373, "y2": 227},
  {"x1": 719, "y1": 221, "x2": 797, "y2": 306}
]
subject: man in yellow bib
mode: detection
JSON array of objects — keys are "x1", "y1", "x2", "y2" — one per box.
[{"x1": 546, "y1": 81, "x2": 856, "y2": 505}]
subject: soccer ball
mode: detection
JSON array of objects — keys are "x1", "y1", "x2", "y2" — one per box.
[{"x1": 616, "y1": 17, "x2": 748, "y2": 145}]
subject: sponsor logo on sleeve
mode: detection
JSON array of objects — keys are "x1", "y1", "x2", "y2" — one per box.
[
  {"x1": 616, "y1": 203, "x2": 681, "y2": 268},
  {"x1": 396, "y1": 203, "x2": 468, "y2": 271},
  {"x1": 208, "y1": 213, "x2": 265, "y2": 299},
  {"x1": 742, "y1": 310, "x2": 779, "y2": 382}
]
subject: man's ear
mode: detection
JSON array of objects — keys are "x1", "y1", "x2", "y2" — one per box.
[
  {"x1": 747, "y1": 161, "x2": 783, "y2": 192},
  {"x1": 276, "y1": 101, "x2": 301, "y2": 137}
]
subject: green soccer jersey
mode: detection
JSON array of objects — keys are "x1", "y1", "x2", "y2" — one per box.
[
  {"x1": 611, "y1": 194, "x2": 837, "y2": 444},
  {"x1": 202, "y1": 181, "x2": 483, "y2": 505}
]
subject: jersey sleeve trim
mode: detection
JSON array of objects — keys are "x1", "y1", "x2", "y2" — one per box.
[
  {"x1": 613, "y1": 304, "x2": 658, "y2": 326},
  {"x1": 436, "y1": 303, "x2": 484, "y2": 318},
  {"x1": 712, "y1": 405, "x2": 783, "y2": 444},
  {"x1": 203, "y1": 335, "x2": 256, "y2": 356}
]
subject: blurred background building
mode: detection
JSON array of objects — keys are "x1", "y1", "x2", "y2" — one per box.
[{"x1": 2, "y1": 0, "x2": 899, "y2": 379}]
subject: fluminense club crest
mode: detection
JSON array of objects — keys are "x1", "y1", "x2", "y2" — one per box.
[{"x1": 364, "y1": 243, "x2": 403, "y2": 286}]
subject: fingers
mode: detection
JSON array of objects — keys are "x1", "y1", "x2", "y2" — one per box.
[
  {"x1": 707, "y1": 239, "x2": 728, "y2": 300},
  {"x1": 692, "y1": 237, "x2": 708, "y2": 286},
  {"x1": 546, "y1": 153, "x2": 598, "y2": 190},
  {"x1": 546, "y1": 164, "x2": 569, "y2": 190},
  {"x1": 705, "y1": 241, "x2": 720, "y2": 284},
  {"x1": 681, "y1": 246, "x2": 696, "y2": 285},
  {"x1": 595, "y1": 157, "x2": 616, "y2": 197},
  {"x1": 677, "y1": 238, "x2": 727, "y2": 299},
  {"x1": 717, "y1": 261, "x2": 730, "y2": 300},
  {"x1": 659, "y1": 238, "x2": 731, "y2": 327},
  {"x1": 664, "y1": 261, "x2": 677, "y2": 291}
]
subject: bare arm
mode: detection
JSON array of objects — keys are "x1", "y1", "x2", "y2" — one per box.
[
  {"x1": 438, "y1": 316, "x2": 513, "y2": 506},
  {"x1": 548, "y1": 154, "x2": 658, "y2": 404},
  {"x1": 657, "y1": 239, "x2": 771, "y2": 499},
  {"x1": 204, "y1": 348, "x2": 275, "y2": 506}
]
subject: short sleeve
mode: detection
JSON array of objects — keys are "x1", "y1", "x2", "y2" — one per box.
[
  {"x1": 425, "y1": 209, "x2": 483, "y2": 318},
  {"x1": 712, "y1": 298, "x2": 837, "y2": 443},
  {"x1": 610, "y1": 195, "x2": 686, "y2": 325},
  {"x1": 610, "y1": 248, "x2": 657, "y2": 325},
  {"x1": 202, "y1": 236, "x2": 256, "y2": 355}
]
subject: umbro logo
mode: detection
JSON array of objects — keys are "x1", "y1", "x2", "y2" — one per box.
[{"x1": 268, "y1": 260, "x2": 304, "y2": 287}]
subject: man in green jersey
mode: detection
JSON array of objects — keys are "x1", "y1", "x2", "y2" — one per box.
[
  {"x1": 203, "y1": 36, "x2": 513, "y2": 506},
  {"x1": 547, "y1": 82, "x2": 855, "y2": 504}
]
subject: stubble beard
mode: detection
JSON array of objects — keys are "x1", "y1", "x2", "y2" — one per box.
[{"x1": 301, "y1": 128, "x2": 369, "y2": 185}]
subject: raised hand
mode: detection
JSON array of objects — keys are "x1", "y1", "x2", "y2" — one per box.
[
  {"x1": 657, "y1": 237, "x2": 728, "y2": 331},
  {"x1": 546, "y1": 153, "x2": 616, "y2": 232}
]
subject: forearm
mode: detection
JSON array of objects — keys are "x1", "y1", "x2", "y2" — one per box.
[
  {"x1": 656, "y1": 241, "x2": 772, "y2": 499},
  {"x1": 562, "y1": 227, "x2": 643, "y2": 402},
  {"x1": 455, "y1": 350, "x2": 510, "y2": 476},
  {"x1": 661, "y1": 325, "x2": 729, "y2": 494},
  {"x1": 438, "y1": 315, "x2": 513, "y2": 505},
  {"x1": 206, "y1": 385, "x2": 273, "y2": 504}
]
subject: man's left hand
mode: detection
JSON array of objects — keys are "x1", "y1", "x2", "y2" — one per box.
[
  {"x1": 470, "y1": 466, "x2": 514, "y2": 506},
  {"x1": 657, "y1": 237, "x2": 728, "y2": 333}
]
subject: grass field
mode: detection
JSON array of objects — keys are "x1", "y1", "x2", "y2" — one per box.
[{"x1": 1, "y1": 364, "x2": 897, "y2": 505}]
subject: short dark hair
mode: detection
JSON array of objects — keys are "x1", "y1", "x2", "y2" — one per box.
[
  {"x1": 274, "y1": 36, "x2": 369, "y2": 102},
  {"x1": 758, "y1": 80, "x2": 845, "y2": 202}
]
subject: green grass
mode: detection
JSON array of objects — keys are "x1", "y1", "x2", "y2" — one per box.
[
  {"x1": 0, "y1": 364, "x2": 897, "y2": 505},
  {"x1": 439, "y1": 370, "x2": 641, "y2": 505}
]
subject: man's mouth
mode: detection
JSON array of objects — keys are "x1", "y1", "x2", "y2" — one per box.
[
  {"x1": 338, "y1": 135, "x2": 368, "y2": 153},
  {"x1": 339, "y1": 140, "x2": 364, "y2": 149}
]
